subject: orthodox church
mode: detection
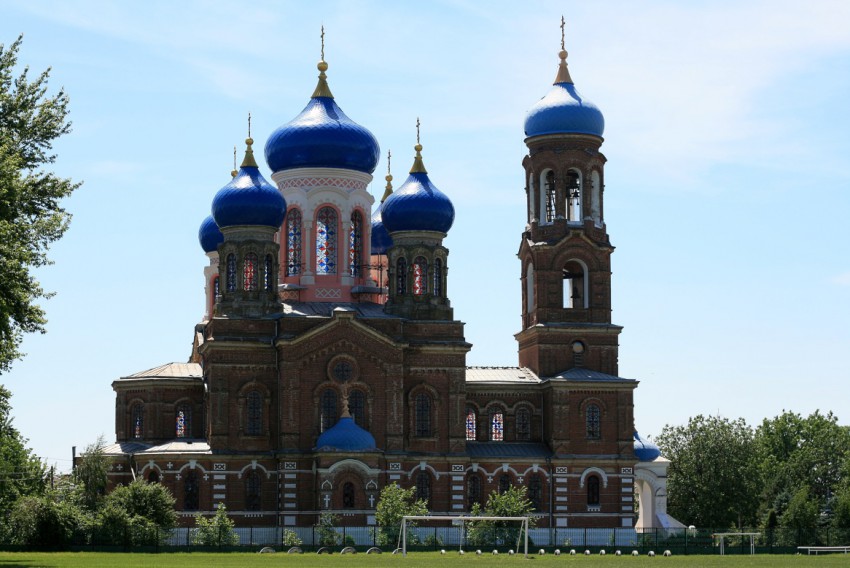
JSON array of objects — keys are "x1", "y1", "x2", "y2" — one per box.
[{"x1": 103, "y1": 28, "x2": 680, "y2": 531}]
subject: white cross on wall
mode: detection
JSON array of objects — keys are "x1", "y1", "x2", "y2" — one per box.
[
  {"x1": 323, "y1": 494, "x2": 331, "y2": 508},
  {"x1": 368, "y1": 494, "x2": 375, "y2": 507},
  {"x1": 166, "y1": 462, "x2": 173, "y2": 469}
]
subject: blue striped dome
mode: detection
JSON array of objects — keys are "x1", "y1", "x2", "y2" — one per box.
[
  {"x1": 370, "y1": 203, "x2": 392, "y2": 255},
  {"x1": 381, "y1": 147, "x2": 454, "y2": 234},
  {"x1": 198, "y1": 215, "x2": 223, "y2": 253},
  {"x1": 633, "y1": 431, "x2": 661, "y2": 462},
  {"x1": 315, "y1": 416, "x2": 377, "y2": 452},
  {"x1": 212, "y1": 141, "x2": 286, "y2": 229}
]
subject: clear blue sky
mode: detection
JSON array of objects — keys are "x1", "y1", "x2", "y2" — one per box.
[{"x1": 2, "y1": 1, "x2": 849, "y2": 472}]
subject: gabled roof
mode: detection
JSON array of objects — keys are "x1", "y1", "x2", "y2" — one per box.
[
  {"x1": 120, "y1": 362, "x2": 202, "y2": 380},
  {"x1": 465, "y1": 367, "x2": 540, "y2": 383},
  {"x1": 550, "y1": 367, "x2": 636, "y2": 383},
  {"x1": 101, "y1": 440, "x2": 211, "y2": 456}
]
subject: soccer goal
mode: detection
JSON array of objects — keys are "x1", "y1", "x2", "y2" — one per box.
[{"x1": 399, "y1": 515, "x2": 530, "y2": 557}]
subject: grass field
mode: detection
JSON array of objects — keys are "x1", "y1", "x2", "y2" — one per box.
[{"x1": 1, "y1": 551, "x2": 849, "y2": 567}]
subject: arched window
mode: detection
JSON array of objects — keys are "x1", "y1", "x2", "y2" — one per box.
[
  {"x1": 184, "y1": 470, "x2": 199, "y2": 511},
  {"x1": 528, "y1": 474, "x2": 543, "y2": 511},
  {"x1": 525, "y1": 263, "x2": 534, "y2": 314},
  {"x1": 148, "y1": 471, "x2": 159, "y2": 483},
  {"x1": 566, "y1": 169, "x2": 582, "y2": 222},
  {"x1": 316, "y1": 206, "x2": 337, "y2": 274},
  {"x1": 396, "y1": 257, "x2": 407, "y2": 295},
  {"x1": 490, "y1": 408, "x2": 504, "y2": 441},
  {"x1": 563, "y1": 260, "x2": 587, "y2": 309},
  {"x1": 467, "y1": 474, "x2": 482, "y2": 511},
  {"x1": 587, "y1": 475, "x2": 600, "y2": 506},
  {"x1": 432, "y1": 258, "x2": 443, "y2": 297},
  {"x1": 263, "y1": 254, "x2": 274, "y2": 291},
  {"x1": 243, "y1": 252, "x2": 258, "y2": 291},
  {"x1": 586, "y1": 404, "x2": 601, "y2": 440},
  {"x1": 286, "y1": 209, "x2": 302, "y2": 275},
  {"x1": 528, "y1": 172, "x2": 537, "y2": 223},
  {"x1": 415, "y1": 393, "x2": 431, "y2": 437},
  {"x1": 246, "y1": 470, "x2": 261, "y2": 511},
  {"x1": 246, "y1": 390, "x2": 263, "y2": 436},
  {"x1": 544, "y1": 170, "x2": 556, "y2": 223},
  {"x1": 412, "y1": 256, "x2": 427, "y2": 295},
  {"x1": 131, "y1": 403, "x2": 144, "y2": 440},
  {"x1": 320, "y1": 389, "x2": 337, "y2": 432},
  {"x1": 516, "y1": 407, "x2": 531, "y2": 441},
  {"x1": 349, "y1": 390, "x2": 365, "y2": 427},
  {"x1": 212, "y1": 276, "x2": 220, "y2": 300},
  {"x1": 415, "y1": 471, "x2": 431, "y2": 507},
  {"x1": 342, "y1": 481, "x2": 355, "y2": 508},
  {"x1": 349, "y1": 211, "x2": 363, "y2": 277},
  {"x1": 590, "y1": 170, "x2": 601, "y2": 225},
  {"x1": 465, "y1": 407, "x2": 477, "y2": 441},
  {"x1": 498, "y1": 473, "x2": 512, "y2": 494},
  {"x1": 176, "y1": 404, "x2": 191, "y2": 438},
  {"x1": 226, "y1": 253, "x2": 237, "y2": 292}
]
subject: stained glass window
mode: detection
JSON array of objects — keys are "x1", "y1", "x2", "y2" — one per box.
[
  {"x1": 246, "y1": 390, "x2": 263, "y2": 436},
  {"x1": 349, "y1": 211, "x2": 363, "y2": 277},
  {"x1": 316, "y1": 207, "x2": 337, "y2": 274},
  {"x1": 499, "y1": 473, "x2": 512, "y2": 494},
  {"x1": 490, "y1": 409, "x2": 504, "y2": 441},
  {"x1": 586, "y1": 404, "x2": 601, "y2": 439},
  {"x1": 465, "y1": 407, "x2": 477, "y2": 441},
  {"x1": 320, "y1": 389, "x2": 337, "y2": 432},
  {"x1": 396, "y1": 258, "x2": 407, "y2": 295},
  {"x1": 413, "y1": 256, "x2": 427, "y2": 295},
  {"x1": 528, "y1": 474, "x2": 542, "y2": 511},
  {"x1": 264, "y1": 254, "x2": 274, "y2": 291},
  {"x1": 516, "y1": 407, "x2": 531, "y2": 441},
  {"x1": 433, "y1": 258, "x2": 442, "y2": 297},
  {"x1": 587, "y1": 475, "x2": 600, "y2": 505},
  {"x1": 343, "y1": 481, "x2": 355, "y2": 508},
  {"x1": 132, "y1": 403, "x2": 144, "y2": 440},
  {"x1": 184, "y1": 470, "x2": 199, "y2": 511},
  {"x1": 243, "y1": 252, "x2": 258, "y2": 291},
  {"x1": 286, "y1": 209, "x2": 302, "y2": 276},
  {"x1": 415, "y1": 393, "x2": 431, "y2": 437},
  {"x1": 176, "y1": 404, "x2": 191, "y2": 438},
  {"x1": 416, "y1": 471, "x2": 431, "y2": 506},
  {"x1": 467, "y1": 474, "x2": 481, "y2": 511},
  {"x1": 213, "y1": 276, "x2": 220, "y2": 299},
  {"x1": 332, "y1": 360, "x2": 353, "y2": 382},
  {"x1": 246, "y1": 470, "x2": 261, "y2": 511},
  {"x1": 226, "y1": 254, "x2": 237, "y2": 292},
  {"x1": 349, "y1": 390, "x2": 365, "y2": 427}
]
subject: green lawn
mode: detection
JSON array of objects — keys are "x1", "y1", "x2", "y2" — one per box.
[{"x1": 0, "y1": 551, "x2": 849, "y2": 567}]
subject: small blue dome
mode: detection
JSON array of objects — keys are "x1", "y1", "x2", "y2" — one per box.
[
  {"x1": 370, "y1": 203, "x2": 392, "y2": 255},
  {"x1": 381, "y1": 148, "x2": 454, "y2": 234},
  {"x1": 212, "y1": 144, "x2": 286, "y2": 229},
  {"x1": 265, "y1": 97, "x2": 380, "y2": 174},
  {"x1": 315, "y1": 416, "x2": 377, "y2": 452},
  {"x1": 198, "y1": 215, "x2": 223, "y2": 253},
  {"x1": 634, "y1": 431, "x2": 661, "y2": 462},
  {"x1": 524, "y1": 82, "x2": 604, "y2": 138}
]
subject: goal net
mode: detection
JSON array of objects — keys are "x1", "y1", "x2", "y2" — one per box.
[{"x1": 399, "y1": 515, "x2": 529, "y2": 557}]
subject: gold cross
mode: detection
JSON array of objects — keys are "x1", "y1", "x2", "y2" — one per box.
[
  {"x1": 416, "y1": 117, "x2": 421, "y2": 145},
  {"x1": 321, "y1": 25, "x2": 325, "y2": 61},
  {"x1": 560, "y1": 16, "x2": 565, "y2": 50}
]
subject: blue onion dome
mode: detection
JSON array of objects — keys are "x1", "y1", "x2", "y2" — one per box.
[
  {"x1": 315, "y1": 404, "x2": 377, "y2": 452},
  {"x1": 370, "y1": 168, "x2": 394, "y2": 255},
  {"x1": 198, "y1": 215, "x2": 224, "y2": 253},
  {"x1": 381, "y1": 143, "x2": 455, "y2": 234},
  {"x1": 264, "y1": 60, "x2": 380, "y2": 174},
  {"x1": 633, "y1": 431, "x2": 661, "y2": 462},
  {"x1": 212, "y1": 138, "x2": 286, "y2": 229},
  {"x1": 524, "y1": 48, "x2": 604, "y2": 138}
]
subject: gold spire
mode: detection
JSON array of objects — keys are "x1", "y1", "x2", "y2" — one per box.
[
  {"x1": 554, "y1": 16, "x2": 573, "y2": 84},
  {"x1": 311, "y1": 25, "x2": 335, "y2": 98},
  {"x1": 381, "y1": 150, "x2": 393, "y2": 202},
  {"x1": 410, "y1": 118, "x2": 427, "y2": 174},
  {"x1": 240, "y1": 113, "x2": 259, "y2": 168},
  {"x1": 231, "y1": 145, "x2": 238, "y2": 177}
]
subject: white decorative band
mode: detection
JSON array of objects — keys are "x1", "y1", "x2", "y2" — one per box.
[{"x1": 280, "y1": 177, "x2": 367, "y2": 191}]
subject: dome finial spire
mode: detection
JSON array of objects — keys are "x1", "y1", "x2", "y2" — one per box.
[
  {"x1": 554, "y1": 16, "x2": 573, "y2": 85},
  {"x1": 410, "y1": 117, "x2": 427, "y2": 174},
  {"x1": 240, "y1": 113, "x2": 259, "y2": 168},
  {"x1": 231, "y1": 145, "x2": 238, "y2": 178},
  {"x1": 312, "y1": 25, "x2": 335, "y2": 99},
  {"x1": 381, "y1": 149, "x2": 393, "y2": 202}
]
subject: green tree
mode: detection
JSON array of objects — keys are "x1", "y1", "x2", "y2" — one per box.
[
  {"x1": 656, "y1": 415, "x2": 759, "y2": 528},
  {"x1": 314, "y1": 511, "x2": 341, "y2": 547},
  {"x1": 0, "y1": 35, "x2": 80, "y2": 373},
  {"x1": 73, "y1": 436, "x2": 109, "y2": 511},
  {"x1": 374, "y1": 483, "x2": 428, "y2": 548},
  {"x1": 9, "y1": 492, "x2": 81, "y2": 548},
  {"x1": 0, "y1": 384, "x2": 46, "y2": 524},
  {"x1": 94, "y1": 477, "x2": 177, "y2": 546},
  {"x1": 465, "y1": 486, "x2": 536, "y2": 548},
  {"x1": 192, "y1": 504, "x2": 239, "y2": 547}
]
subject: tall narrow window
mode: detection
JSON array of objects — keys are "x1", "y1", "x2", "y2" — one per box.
[
  {"x1": 544, "y1": 170, "x2": 556, "y2": 223},
  {"x1": 349, "y1": 211, "x2": 363, "y2": 277},
  {"x1": 415, "y1": 393, "x2": 431, "y2": 437},
  {"x1": 467, "y1": 474, "x2": 482, "y2": 511},
  {"x1": 499, "y1": 473, "x2": 512, "y2": 494},
  {"x1": 412, "y1": 256, "x2": 427, "y2": 295},
  {"x1": 286, "y1": 209, "x2": 302, "y2": 276},
  {"x1": 490, "y1": 409, "x2": 504, "y2": 441},
  {"x1": 416, "y1": 471, "x2": 431, "y2": 507},
  {"x1": 226, "y1": 254, "x2": 237, "y2": 292},
  {"x1": 566, "y1": 169, "x2": 581, "y2": 222},
  {"x1": 264, "y1": 254, "x2": 274, "y2": 291},
  {"x1": 349, "y1": 390, "x2": 365, "y2": 427},
  {"x1": 320, "y1": 389, "x2": 337, "y2": 432},
  {"x1": 465, "y1": 407, "x2": 477, "y2": 441},
  {"x1": 516, "y1": 407, "x2": 531, "y2": 441},
  {"x1": 586, "y1": 404, "x2": 601, "y2": 439},
  {"x1": 433, "y1": 258, "x2": 443, "y2": 297},
  {"x1": 563, "y1": 260, "x2": 586, "y2": 309},
  {"x1": 176, "y1": 404, "x2": 192, "y2": 438},
  {"x1": 246, "y1": 390, "x2": 263, "y2": 436},
  {"x1": 396, "y1": 257, "x2": 407, "y2": 295},
  {"x1": 132, "y1": 403, "x2": 144, "y2": 440},
  {"x1": 343, "y1": 481, "x2": 355, "y2": 508},
  {"x1": 246, "y1": 470, "x2": 261, "y2": 511},
  {"x1": 587, "y1": 475, "x2": 600, "y2": 506},
  {"x1": 528, "y1": 474, "x2": 542, "y2": 511},
  {"x1": 212, "y1": 276, "x2": 220, "y2": 299},
  {"x1": 243, "y1": 252, "x2": 258, "y2": 291},
  {"x1": 316, "y1": 207, "x2": 337, "y2": 274},
  {"x1": 184, "y1": 470, "x2": 199, "y2": 511},
  {"x1": 526, "y1": 263, "x2": 534, "y2": 314},
  {"x1": 148, "y1": 471, "x2": 159, "y2": 483}
]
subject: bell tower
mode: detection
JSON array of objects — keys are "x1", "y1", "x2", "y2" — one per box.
[{"x1": 516, "y1": 24, "x2": 621, "y2": 377}]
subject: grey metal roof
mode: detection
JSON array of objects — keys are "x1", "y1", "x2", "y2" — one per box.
[
  {"x1": 121, "y1": 362, "x2": 202, "y2": 380},
  {"x1": 281, "y1": 302, "x2": 398, "y2": 318},
  {"x1": 102, "y1": 440, "x2": 211, "y2": 456},
  {"x1": 466, "y1": 441, "x2": 552, "y2": 459},
  {"x1": 465, "y1": 367, "x2": 540, "y2": 383},
  {"x1": 550, "y1": 367, "x2": 636, "y2": 382}
]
